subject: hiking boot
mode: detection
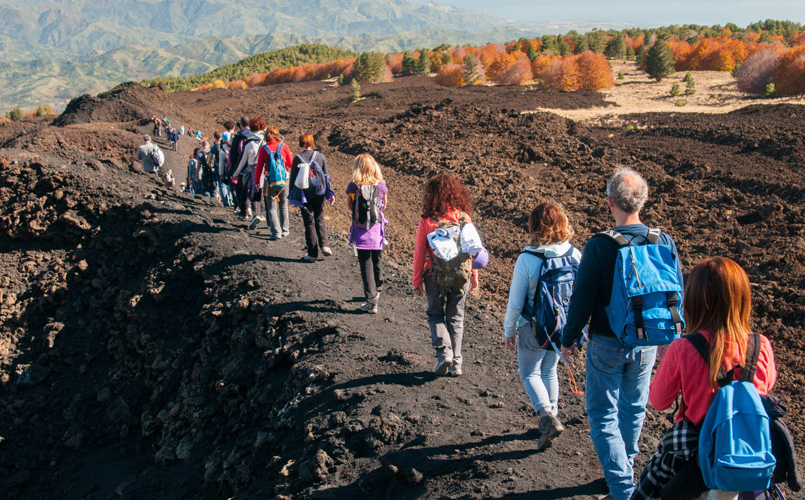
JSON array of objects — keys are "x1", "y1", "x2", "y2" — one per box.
[
  {"x1": 434, "y1": 357, "x2": 453, "y2": 376},
  {"x1": 321, "y1": 247, "x2": 333, "y2": 256},
  {"x1": 302, "y1": 255, "x2": 317, "y2": 262},
  {"x1": 268, "y1": 234, "x2": 281, "y2": 241},
  {"x1": 281, "y1": 231, "x2": 289, "y2": 237},
  {"x1": 359, "y1": 302, "x2": 377, "y2": 314},
  {"x1": 537, "y1": 414, "x2": 564, "y2": 451},
  {"x1": 448, "y1": 367, "x2": 462, "y2": 377},
  {"x1": 248, "y1": 216, "x2": 264, "y2": 230}
]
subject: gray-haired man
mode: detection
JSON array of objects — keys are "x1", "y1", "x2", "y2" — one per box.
[
  {"x1": 561, "y1": 167, "x2": 684, "y2": 500},
  {"x1": 136, "y1": 135, "x2": 159, "y2": 174}
]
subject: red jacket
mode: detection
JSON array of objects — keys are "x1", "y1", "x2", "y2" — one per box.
[
  {"x1": 412, "y1": 208, "x2": 477, "y2": 288},
  {"x1": 650, "y1": 330, "x2": 777, "y2": 429},
  {"x1": 254, "y1": 141, "x2": 293, "y2": 187}
]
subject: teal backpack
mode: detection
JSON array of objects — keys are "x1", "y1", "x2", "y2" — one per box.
[{"x1": 689, "y1": 332, "x2": 776, "y2": 492}]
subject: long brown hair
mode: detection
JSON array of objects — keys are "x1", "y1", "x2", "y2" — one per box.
[
  {"x1": 528, "y1": 202, "x2": 574, "y2": 246},
  {"x1": 421, "y1": 174, "x2": 472, "y2": 219},
  {"x1": 683, "y1": 257, "x2": 752, "y2": 391}
]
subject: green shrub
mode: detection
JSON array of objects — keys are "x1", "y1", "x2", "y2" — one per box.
[
  {"x1": 617, "y1": 72, "x2": 624, "y2": 80},
  {"x1": 5, "y1": 108, "x2": 23, "y2": 121},
  {"x1": 670, "y1": 82, "x2": 680, "y2": 96},
  {"x1": 34, "y1": 106, "x2": 56, "y2": 117},
  {"x1": 349, "y1": 79, "x2": 361, "y2": 102},
  {"x1": 685, "y1": 78, "x2": 696, "y2": 95},
  {"x1": 675, "y1": 100, "x2": 687, "y2": 107},
  {"x1": 625, "y1": 125, "x2": 635, "y2": 132},
  {"x1": 764, "y1": 83, "x2": 778, "y2": 98},
  {"x1": 683, "y1": 72, "x2": 693, "y2": 83},
  {"x1": 626, "y1": 46, "x2": 635, "y2": 59}
]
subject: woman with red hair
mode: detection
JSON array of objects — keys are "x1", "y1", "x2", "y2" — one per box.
[
  {"x1": 254, "y1": 125, "x2": 293, "y2": 238},
  {"x1": 639, "y1": 257, "x2": 777, "y2": 500},
  {"x1": 413, "y1": 174, "x2": 480, "y2": 377}
]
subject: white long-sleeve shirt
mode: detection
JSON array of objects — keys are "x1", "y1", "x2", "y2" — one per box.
[{"x1": 233, "y1": 131, "x2": 264, "y2": 177}]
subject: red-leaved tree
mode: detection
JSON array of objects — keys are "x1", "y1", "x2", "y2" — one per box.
[{"x1": 435, "y1": 63, "x2": 465, "y2": 86}]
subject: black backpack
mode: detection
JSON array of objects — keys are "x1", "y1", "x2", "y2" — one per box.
[{"x1": 353, "y1": 184, "x2": 381, "y2": 229}]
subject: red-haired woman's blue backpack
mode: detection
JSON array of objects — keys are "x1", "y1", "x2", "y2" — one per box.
[
  {"x1": 688, "y1": 332, "x2": 776, "y2": 493},
  {"x1": 263, "y1": 142, "x2": 287, "y2": 189}
]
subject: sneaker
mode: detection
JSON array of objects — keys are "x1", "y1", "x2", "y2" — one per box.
[
  {"x1": 246, "y1": 208, "x2": 253, "y2": 219},
  {"x1": 248, "y1": 215, "x2": 264, "y2": 230},
  {"x1": 281, "y1": 231, "x2": 289, "y2": 237},
  {"x1": 302, "y1": 255, "x2": 317, "y2": 262},
  {"x1": 434, "y1": 357, "x2": 453, "y2": 376},
  {"x1": 537, "y1": 414, "x2": 564, "y2": 451},
  {"x1": 359, "y1": 302, "x2": 378, "y2": 314},
  {"x1": 268, "y1": 234, "x2": 281, "y2": 241},
  {"x1": 448, "y1": 367, "x2": 462, "y2": 377},
  {"x1": 321, "y1": 247, "x2": 333, "y2": 256}
]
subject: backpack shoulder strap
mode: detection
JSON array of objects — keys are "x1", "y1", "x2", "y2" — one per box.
[
  {"x1": 686, "y1": 333, "x2": 709, "y2": 364},
  {"x1": 740, "y1": 333, "x2": 762, "y2": 383},
  {"x1": 597, "y1": 230, "x2": 630, "y2": 246},
  {"x1": 647, "y1": 227, "x2": 662, "y2": 244}
]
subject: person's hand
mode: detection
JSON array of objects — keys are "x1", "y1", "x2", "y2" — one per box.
[
  {"x1": 656, "y1": 344, "x2": 669, "y2": 362},
  {"x1": 469, "y1": 275, "x2": 479, "y2": 293},
  {"x1": 561, "y1": 345, "x2": 577, "y2": 361},
  {"x1": 505, "y1": 336, "x2": 516, "y2": 351},
  {"x1": 413, "y1": 286, "x2": 423, "y2": 297}
]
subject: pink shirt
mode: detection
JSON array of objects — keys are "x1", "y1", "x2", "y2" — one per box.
[
  {"x1": 412, "y1": 208, "x2": 477, "y2": 288},
  {"x1": 649, "y1": 331, "x2": 777, "y2": 429}
]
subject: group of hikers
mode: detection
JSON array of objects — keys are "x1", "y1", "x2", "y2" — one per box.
[{"x1": 135, "y1": 119, "x2": 800, "y2": 500}]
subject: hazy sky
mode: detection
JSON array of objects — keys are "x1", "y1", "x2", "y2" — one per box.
[{"x1": 414, "y1": 1, "x2": 805, "y2": 27}]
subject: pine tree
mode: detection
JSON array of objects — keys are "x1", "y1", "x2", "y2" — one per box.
[
  {"x1": 349, "y1": 79, "x2": 361, "y2": 102},
  {"x1": 574, "y1": 36, "x2": 590, "y2": 54},
  {"x1": 526, "y1": 42, "x2": 538, "y2": 61},
  {"x1": 5, "y1": 108, "x2": 23, "y2": 121},
  {"x1": 683, "y1": 72, "x2": 693, "y2": 82},
  {"x1": 557, "y1": 37, "x2": 571, "y2": 56},
  {"x1": 626, "y1": 46, "x2": 635, "y2": 59},
  {"x1": 645, "y1": 41, "x2": 675, "y2": 81},
  {"x1": 353, "y1": 52, "x2": 386, "y2": 83},
  {"x1": 605, "y1": 34, "x2": 626, "y2": 59},
  {"x1": 685, "y1": 77, "x2": 696, "y2": 95},
  {"x1": 417, "y1": 51, "x2": 431, "y2": 75},
  {"x1": 402, "y1": 52, "x2": 418, "y2": 76},
  {"x1": 589, "y1": 32, "x2": 606, "y2": 54},
  {"x1": 670, "y1": 82, "x2": 680, "y2": 96},
  {"x1": 462, "y1": 54, "x2": 483, "y2": 85}
]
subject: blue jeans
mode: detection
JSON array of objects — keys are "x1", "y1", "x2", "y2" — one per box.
[
  {"x1": 586, "y1": 335, "x2": 656, "y2": 500},
  {"x1": 517, "y1": 321, "x2": 559, "y2": 416},
  {"x1": 216, "y1": 180, "x2": 232, "y2": 206}
]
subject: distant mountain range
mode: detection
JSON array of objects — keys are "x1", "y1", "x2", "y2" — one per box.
[
  {"x1": 0, "y1": 0, "x2": 510, "y2": 62},
  {"x1": 0, "y1": 0, "x2": 633, "y2": 111}
]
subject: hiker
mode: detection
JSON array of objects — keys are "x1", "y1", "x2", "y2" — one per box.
[
  {"x1": 254, "y1": 125, "x2": 293, "y2": 239},
  {"x1": 136, "y1": 135, "x2": 160, "y2": 174},
  {"x1": 413, "y1": 174, "x2": 480, "y2": 376},
  {"x1": 346, "y1": 154, "x2": 387, "y2": 311},
  {"x1": 561, "y1": 166, "x2": 684, "y2": 500},
  {"x1": 233, "y1": 117, "x2": 266, "y2": 229},
  {"x1": 153, "y1": 117, "x2": 161, "y2": 137},
  {"x1": 230, "y1": 117, "x2": 256, "y2": 220},
  {"x1": 199, "y1": 140, "x2": 214, "y2": 197},
  {"x1": 290, "y1": 134, "x2": 332, "y2": 261},
  {"x1": 633, "y1": 257, "x2": 777, "y2": 500},
  {"x1": 504, "y1": 202, "x2": 581, "y2": 451},
  {"x1": 187, "y1": 148, "x2": 204, "y2": 195},
  {"x1": 196, "y1": 129, "x2": 202, "y2": 141},
  {"x1": 210, "y1": 132, "x2": 231, "y2": 206},
  {"x1": 179, "y1": 126, "x2": 185, "y2": 135}
]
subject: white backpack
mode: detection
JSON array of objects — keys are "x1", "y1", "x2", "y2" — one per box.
[{"x1": 150, "y1": 146, "x2": 165, "y2": 168}]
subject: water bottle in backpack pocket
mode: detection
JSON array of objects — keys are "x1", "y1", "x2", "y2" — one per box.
[{"x1": 600, "y1": 228, "x2": 684, "y2": 346}]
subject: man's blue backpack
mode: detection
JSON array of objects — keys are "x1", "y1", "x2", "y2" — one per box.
[
  {"x1": 600, "y1": 228, "x2": 684, "y2": 346},
  {"x1": 520, "y1": 247, "x2": 580, "y2": 350},
  {"x1": 263, "y1": 142, "x2": 287, "y2": 189},
  {"x1": 688, "y1": 332, "x2": 776, "y2": 492}
]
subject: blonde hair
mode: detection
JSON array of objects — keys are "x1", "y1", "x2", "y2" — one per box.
[{"x1": 351, "y1": 153, "x2": 384, "y2": 186}]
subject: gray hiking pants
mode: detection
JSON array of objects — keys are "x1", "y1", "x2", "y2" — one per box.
[
  {"x1": 266, "y1": 183, "x2": 289, "y2": 237},
  {"x1": 425, "y1": 275, "x2": 469, "y2": 370}
]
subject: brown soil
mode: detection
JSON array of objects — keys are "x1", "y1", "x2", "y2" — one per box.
[{"x1": 0, "y1": 75, "x2": 803, "y2": 499}]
